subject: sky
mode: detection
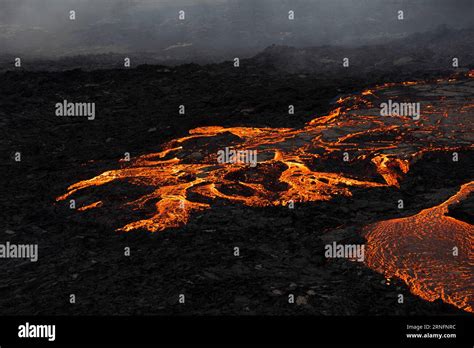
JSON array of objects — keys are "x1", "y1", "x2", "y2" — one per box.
[{"x1": 0, "y1": 0, "x2": 473, "y2": 57}]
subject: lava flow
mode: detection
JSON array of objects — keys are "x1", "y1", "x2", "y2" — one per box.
[
  {"x1": 57, "y1": 73, "x2": 473, "y2": 311},
  {"x1": 57, "y1": 73, "x2": 474, "y2": 232},
  {"x1": 364, "y1": 182, "x2": 474, "y2": 313}
]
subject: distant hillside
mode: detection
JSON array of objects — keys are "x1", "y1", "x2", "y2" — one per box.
[{"x1": 251, "y1": 26, "x2": 474, "y2": 74}]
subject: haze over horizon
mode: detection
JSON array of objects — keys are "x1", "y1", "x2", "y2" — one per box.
[{"x1": 0, "y1": 0, "x2": 473, "y2": 59}]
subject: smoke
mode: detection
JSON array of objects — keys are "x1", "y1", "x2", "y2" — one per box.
[{"x1": 0, "y1": 0, "x2": 473, "y2": 57}]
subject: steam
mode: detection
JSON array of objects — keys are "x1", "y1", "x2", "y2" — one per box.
[{"x1": 0, "y1": 0, "x2": 473, "y2": 57}]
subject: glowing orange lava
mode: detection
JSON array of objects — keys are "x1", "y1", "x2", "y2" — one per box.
[
  {"x1": 57, "y1": 73, "x2": 473, "y2": 311},
  {"x1": 57, "y1": 74, "x2": 473, "y2": 233},
  {"x1": 364, "y1": 182, "x2": 474, "y2": 312}
]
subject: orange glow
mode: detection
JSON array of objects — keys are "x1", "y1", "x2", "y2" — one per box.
[
  {"x1": 57, "y1": 73, "x2": 473, "y2": 232},
  {"x1": 364, "y1": 182, "x2": 474, "y2": 313},
  {"x1": 77, "y1": 201, "x2": 103, "y2": 211},
  {"x1": 56, "y1": 72, "x2": 473, "y2": 311}
]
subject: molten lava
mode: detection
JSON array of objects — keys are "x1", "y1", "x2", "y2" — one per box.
[
  {"x1": 57, "y1": 73, "x2": 473, "y2": 312},
  {"x1": 57, "y1": 74, "x2": 473, "y2": 232},
  {"x1": 364, "y1": 182, "x2": 474, "y2": 313}
]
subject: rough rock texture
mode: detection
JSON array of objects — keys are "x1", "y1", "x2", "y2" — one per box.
[{"x1": 0, "y1": 43, "x2": 472, "y2": 315}]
